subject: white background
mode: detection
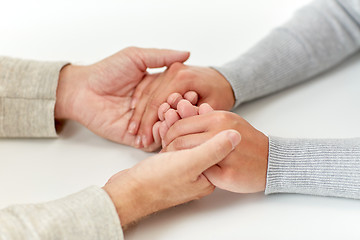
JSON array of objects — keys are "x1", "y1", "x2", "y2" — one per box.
[{"x1": 1, "y1": 0, "x2": 360, "y2": 239}]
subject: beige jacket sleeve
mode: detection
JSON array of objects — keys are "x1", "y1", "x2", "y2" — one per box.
[
  {"x1": 0, "y1": 56, "x2": 66, "y2": 137},
  {"x1": 0, "y1": 187, "x2": 124, "y2": 240},
  {"x1": 0, "y1": 57, "x2": 124, "y2": 240}
]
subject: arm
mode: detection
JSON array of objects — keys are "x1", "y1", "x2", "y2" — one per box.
[
  {"x1": 0, "y1": 187, "x2": 123, "y2": 240},
  {"x1": 0, "y1": 130, "x2": 240, "y2": 239},
  {"x1": 0, "y1": 57, "x2": 67, "y2": 137},
  {"x1": 1, "y1": 47, "x2": 189, "y2": 152},
  {"x1": 214, "y1": 0, "x2": 360, "y2": 108},
  {"x1": 266, "y1": 137, "x2": 360, "y2": 199},
  {"x1": 0, "y1": 58, "x2": 123, "y2": 239},
  {"x1": 126, "y1": 0, "x2": 360, "y2": 149},
  {"x1": 161, "y1": 100, "x2": 360, "y2": 199},
  {"x1": 0, "y1": 48, "x2": 190, "y2": 238}
]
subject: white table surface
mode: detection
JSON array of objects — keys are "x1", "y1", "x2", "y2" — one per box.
[{"x1": 1, "y1": 0, "x2": 360, "y2": 239}]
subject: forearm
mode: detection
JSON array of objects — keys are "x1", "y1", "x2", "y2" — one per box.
[
  {"x1": 266, "y1": 136, "x2": 360, "y2": 199},
  {"x1": 214, "y1": 0, "x2": 360, "y2": 108},
  {"x1": 0, "y1": 186, "x2": 123, "y2": 240},
  {"x1": 0, "y1": 57, "x2": 68, "y2": 137}
]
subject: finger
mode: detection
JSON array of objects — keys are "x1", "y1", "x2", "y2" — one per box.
[
  {"x1": 162, "y1": 132, "x2": 213, "y2": 152},
  {"x1": 167, "y1": 93, "x2": 183, "y2": 109},
  {"x1": 137, "y1": 91, "x2": 182, "y2": 148},
  {"x1": 163, "y1": 114, "x2": 214, "y2": 146},
  {"x1": 134, "y1": 135, "x2": 142, "y2": 149},
  {"x1": 152, "y1": 121, "x2": 162, "y2": 145},
  {"x1": 183, "y1": 91, "x2": 198, "y2": 105},
  {"x1": 141, "y1": 141, "x2": 161, "y2": 152},
  {"x1": 128, "y1": 74, "x2": 163, "y2": 135},
  {"x1": 203, "y1": 165, "x2": 223, "y2": 187},
  {"x1": 177, "y1": 99, "x2": 198, "y2": 119},
  {"x1": 198, "y1": 103, "x2": 214, "y2": 115},
  {"x1": 182, "y1": 129, "x2": 241, "y2": 175},
  {"x1": 164, "y1": 109, "x2": 180, "y2": 128},
  {"x1": 136, "y1": 65, "x2": 193, "y2": 148},
  {"x1": 158, "y1": 102, "x2": 171, "y2": 121},
  {"x1": 130, "y1": 73, "x2": 157, "y2": 110},
  {"x1": 126, "y1": 47, "x2": 190, "y2": 71},
  {"x1": 159, "y1": 121, "x2": 169, "y2": 142}
]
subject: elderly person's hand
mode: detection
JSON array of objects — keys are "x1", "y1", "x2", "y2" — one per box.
[{"x1": 54, "y1": 47, "x2": 189, "y2": 151}]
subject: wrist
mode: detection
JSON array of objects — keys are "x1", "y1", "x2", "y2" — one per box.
[
  {"x1": 102, "y1": 172, "x2": 154, "y2": 228},
  {"x1": 55, "y1": 64, "x2": 87, "y2": 120},
  {"x1": 261, "y1": 135, "x2": 270, "y2": 192},
  {"x1": 208, "y1": 67, "x2": 235, "y2": 109}
]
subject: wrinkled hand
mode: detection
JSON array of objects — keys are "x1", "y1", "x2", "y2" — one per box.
[
  {"x1": 54, "y1": 47, "x2": 189, "y2": 149},
  {"x1": 127, "y1": 63, "x2": 236, "y2": 149},
  {"x1": 102, "y1": 129, "x2": 241, "y2": 227},
  {"x1": 160, "y1": 99, "x2": 269, "y2": 193}
]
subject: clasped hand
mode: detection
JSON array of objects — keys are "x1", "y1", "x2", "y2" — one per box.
[
  {"x1": 55, "y1": 47, "x2": 190, "y2": 150},
  {"x1": 54, "y1": 47, "x2": 268, "y2": 226}
]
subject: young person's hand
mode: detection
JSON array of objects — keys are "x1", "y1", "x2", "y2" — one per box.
[
  {"x1": 160, "y1": 99, "x2": 269, "y2": 193},
  {"x1": 127, "y1": 63, "x2": 236, "y2": 149},
  {"x1": 102, "y1": 129, "x2": 241, "y2": 227},
  {"x1": 54, "y1": 47, "x2": 189, "y2": 151}
]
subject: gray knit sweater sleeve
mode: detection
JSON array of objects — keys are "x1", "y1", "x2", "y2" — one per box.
[
  {"x1": 266, "y1": 137, "x2": 360, "y2": 199},
  {"x1": 214, "y1": 0, "x2": 360, "y2": 108},
  {"x1": 214, "y1": 0, "x2": 360, "y2": 199},
  {"x1": 0, "y1": 57, "x2": 124, "y2": 239}
]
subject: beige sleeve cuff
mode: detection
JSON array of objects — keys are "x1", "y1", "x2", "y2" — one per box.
[
  {"x1": 0, "y1": 186, "x2": 124, "y2": 240},
  {"x1": 0, "y1": 57, "x2": 68, "y2": 137}
]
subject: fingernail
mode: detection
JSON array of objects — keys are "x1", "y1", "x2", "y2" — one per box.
[
  {"x1": 162, "y1": 140, "x2": 166, "y2": 148},
  {"x1": 142, "y1": 135, "x2": 148, "y2": 148},
  {"x1": 128, "y1": 122, "x2": 137, "y2": 134},
  {"x1": 227, "y1": 131, "x2": 241, "y2": 149},
  {"x1": 131, "y1": 98, "x2": 137, "y2": 109},
  {"x1": 135, "y1": 136, "x2": 141, "y2": 147}
]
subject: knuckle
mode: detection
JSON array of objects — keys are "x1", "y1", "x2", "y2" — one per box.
[
  {"x1": 122, "y1": 47, "x2": 146, "y2": 70},
  {"x1": 172, "y1": 138, "x2": 186, "y2": 150},
  {"x1": 168, "y1": 62, "x2": 184, "y2": 73},
  {"x1": 212, "y1": 111, "x2": 233, "y2": 124},
  {"x1": 164, "y1": 122, "x2": 180, "y2": 143},
  {"x1": 123, "y1": 46, "x2": 138, "y2": 54},
  {"x1": 174, "y1": 69, "x2": 194, "y2": 81},
  {"x1": 212, "y1": 112, "x2": 227, "y2": 124},
  {"x1": 144, "y1": 144, "x2": 160, "y2": 153}
]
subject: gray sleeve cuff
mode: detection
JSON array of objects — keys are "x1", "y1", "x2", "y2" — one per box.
[
  {"x1": 212, "y1": 27, "x2": 309, "y2": 109},
  {"x1": 213, "y1": 0, "x2": 360, "y2": 109},
  {"x1": 0, "y1": 57, "x2": 68, "y2": 137},
  {"x1": 265, "y1": 136, "x2": 360, "y2": 199},
  {"x1": 0, "y1": 186, "x2": 124, "y2": 240}
]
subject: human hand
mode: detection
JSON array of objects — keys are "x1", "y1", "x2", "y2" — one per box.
[
  {"x1": 102, "y1": 129, "x2": 241, "y2": 227},
  {"x1": 160, "y1": 99, "x2": 269, "y2": 193},
  {"x1": 54, "y1": 47, "x2": 189, "y2": 150},
  {"x1": 127, "y1": 63, "x2": 236, "y2": 149}
]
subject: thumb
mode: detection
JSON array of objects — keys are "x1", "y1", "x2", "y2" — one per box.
[
  {"x1": 125, "y1": 47, "x2": 190, "y2": 70},
  {"x1": 184, "y1": 129, "x2": 241, "y2": 175}
]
